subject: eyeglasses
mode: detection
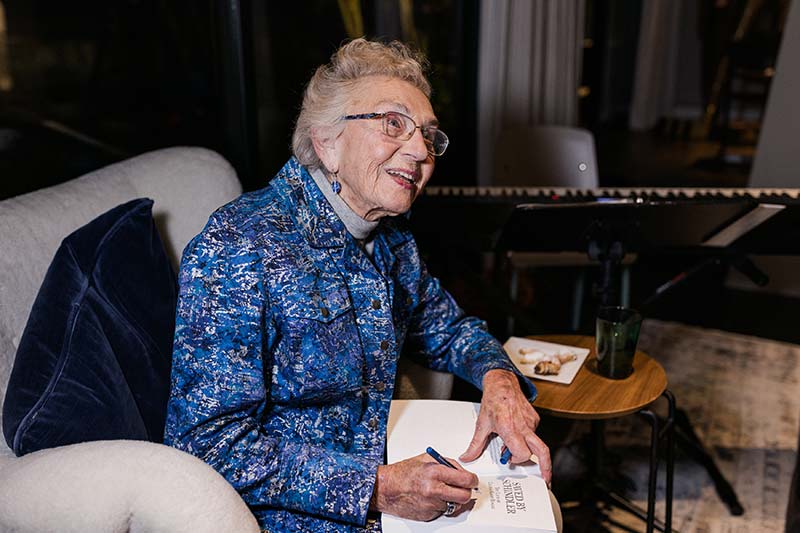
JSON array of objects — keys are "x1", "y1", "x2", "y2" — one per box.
[{"x1": 342, "y1": 111, "x2": 449, "y2": 156}]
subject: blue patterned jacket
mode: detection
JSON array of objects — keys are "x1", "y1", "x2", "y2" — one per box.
[{"x1": 164, "y1": 158, "x2": 536, "y2": 532}]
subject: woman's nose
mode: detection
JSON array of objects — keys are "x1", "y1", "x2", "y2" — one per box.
[{"x1": 403, "y1": 128, "x2": 430, "y2": 161}]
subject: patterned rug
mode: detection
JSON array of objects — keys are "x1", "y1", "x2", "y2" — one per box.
[{"x1": 555, "y1": 319, "x2": 800, "y2": 532}]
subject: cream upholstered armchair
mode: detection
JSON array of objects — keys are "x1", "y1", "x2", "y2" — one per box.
[{"x1": 0, "y1": 148, "x2": 260, "y2": 532}]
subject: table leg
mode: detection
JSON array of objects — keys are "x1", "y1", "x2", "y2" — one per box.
[
  {"x1": 663, "y1": 390, "x2": 675, "y2": 533},
  {"x1": 576, "y1": 393, "x2": 677, "y2": 532},
  {"x1": 640, "y1": 408, "x2": 660, "y2": 533},
  {"x1": 590, "y1": 419, "x2": 605, "y2": 481}
]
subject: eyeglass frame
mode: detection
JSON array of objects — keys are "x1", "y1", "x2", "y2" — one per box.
[{"x1": 341, "y1": 111, "x2": 449, "y2": 156}]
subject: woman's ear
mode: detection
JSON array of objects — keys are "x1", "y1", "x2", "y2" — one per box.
[{"x1": 311, "y1": 126, "x2": 339, "y2": 174}]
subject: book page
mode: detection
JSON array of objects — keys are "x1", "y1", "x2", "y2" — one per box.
[
  {"x1": 384, "y1": 400, "x2": 555, "y2": 532},
  {"x1": 466, "y1": 475, "x2": 556, "y2": 530},
  {"x1": 387, "y1": 399, "x2": 540, "y2": 477},
  {"x1": 382, "y1": 475, "x2": 556, "y2": 532}
]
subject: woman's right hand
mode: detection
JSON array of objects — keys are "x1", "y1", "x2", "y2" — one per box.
[{"x1": 370, "y1": 453, "x2": 479, "y2": 521}]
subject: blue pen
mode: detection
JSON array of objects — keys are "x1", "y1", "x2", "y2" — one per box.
[
  {"x1": 426, "y1": 446, "x2": 457, "y2": 469},
  {"x1": 427, "y1": 447, "x2": 480, "y2": 497},
  {"x1": 500, "y1": 447, "x2": 540, "y2": 465},
  {"x1": 500, "y1": 447, "x2": 512, "y2": 465}
]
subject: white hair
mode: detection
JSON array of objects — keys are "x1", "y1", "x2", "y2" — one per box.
[{"x1": 292, "y1": 38, "x2": 431, "y2": 171}]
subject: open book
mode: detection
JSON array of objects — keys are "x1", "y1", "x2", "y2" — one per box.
[{"x1": 383, "y1": 400, "x2": 557, "y2": 533}]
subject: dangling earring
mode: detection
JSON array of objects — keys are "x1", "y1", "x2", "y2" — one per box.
[{"x1": 330, "y1": 171, "x2": 342, "y2": 195}]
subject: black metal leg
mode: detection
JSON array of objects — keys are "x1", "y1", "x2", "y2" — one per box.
[
  {"x1": 599, "y1": 489, "x2": 670, "y2": 531},
  {"x1": 590, "y1": 419, "x2": 605, "y2": 480},
  {"x1": 572, "y1": 391, "x2": 677, "y2": 533},
  {"x1": 603, "y1": 390, "x2": 676, "y2": 533},
  {"x1": 638, "y1": 389, "x2": 677, "y2": 533},
  {"x1": 640, "y1": 408, "x2": 660, "y2": 533},
  {"x1": 663, "y1": 390, "x2": 675, "y2": 533}
]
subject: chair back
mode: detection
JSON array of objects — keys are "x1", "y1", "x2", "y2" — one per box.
[
  {"x1": 493, "y1": 125, "x2": 598, "y2": 188},
  {"x1": 0, "y1": 147, "x2": 242, "y2": 456}
]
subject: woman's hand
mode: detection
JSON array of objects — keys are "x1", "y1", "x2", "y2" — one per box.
[
  {"x1": 459, "y1": 369, "x2": 552, "y2": 485},
  {"x1": 370, "y1": 453, "x2": 478, "y2": 521}
]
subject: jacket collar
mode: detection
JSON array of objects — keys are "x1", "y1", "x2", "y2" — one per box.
[
  {"x1": 380, "y1": 214, "x2": 412, "y2": 250},
  {"x1": 274, "y1": 158, "x2": 347, "y2": 249}
]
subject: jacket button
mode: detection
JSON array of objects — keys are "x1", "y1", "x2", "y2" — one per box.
[
  {"x1": 380, "y1": 340, "x2": 389, "y2": 351},
  {"x1": 368, "y1": 417, "x2": 378, "y2": 430},
  {"x1": 371, "y1": 299, "x2": 381, "y2": 309},
  {"x1": 321, "y1": 307, "x2": 330, "y2": 318},
  {"x1": 375, "y1": 382, "x2": 386, "y2": 392}
]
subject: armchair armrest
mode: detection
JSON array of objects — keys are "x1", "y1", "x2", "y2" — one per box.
[{"x1": 0, "y1": 440, "x2": 260, "y2": 533}]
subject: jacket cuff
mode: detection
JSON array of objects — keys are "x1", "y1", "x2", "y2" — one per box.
[{"x1": 458, "y1": 341, "x2": 538, "y2": 402}]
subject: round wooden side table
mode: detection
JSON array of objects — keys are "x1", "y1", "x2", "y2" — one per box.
[{"x1": 530, "y1": 335, "x2": 675, "y2": 533}]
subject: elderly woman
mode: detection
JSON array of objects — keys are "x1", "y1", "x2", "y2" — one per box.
[{"x1": 165, "y1": 39, "x2": 553, "y2": 532}]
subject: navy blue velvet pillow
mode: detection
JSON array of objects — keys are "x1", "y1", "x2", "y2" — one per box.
[{"x1": 2, "y1": 198, "x2": 177, "y2": 456}]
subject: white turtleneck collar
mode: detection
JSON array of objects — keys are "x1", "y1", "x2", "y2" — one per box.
[{"x1": 310, "y1": 167, "x2": 379, "y2": 255}]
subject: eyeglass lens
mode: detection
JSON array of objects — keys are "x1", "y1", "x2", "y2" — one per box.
[{"x1": 382, "y1": 112, "x2": 448, "y2": 156}]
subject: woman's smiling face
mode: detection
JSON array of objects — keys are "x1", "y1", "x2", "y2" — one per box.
[{"x1": 319, "y1": 76, "x2": 438, "y2": 221}]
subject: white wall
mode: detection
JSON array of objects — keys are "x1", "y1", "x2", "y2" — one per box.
[
  {"x1": 750, "y1": 0, "x2": 799, "y2": 187},
  {"x1": 727, "y1": 0, "x2": 800, "y2": 296}
]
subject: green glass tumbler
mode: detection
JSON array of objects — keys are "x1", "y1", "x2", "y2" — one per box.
[{"x1": 595, "y1": 306, "x2": 642, "y2": 379}]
